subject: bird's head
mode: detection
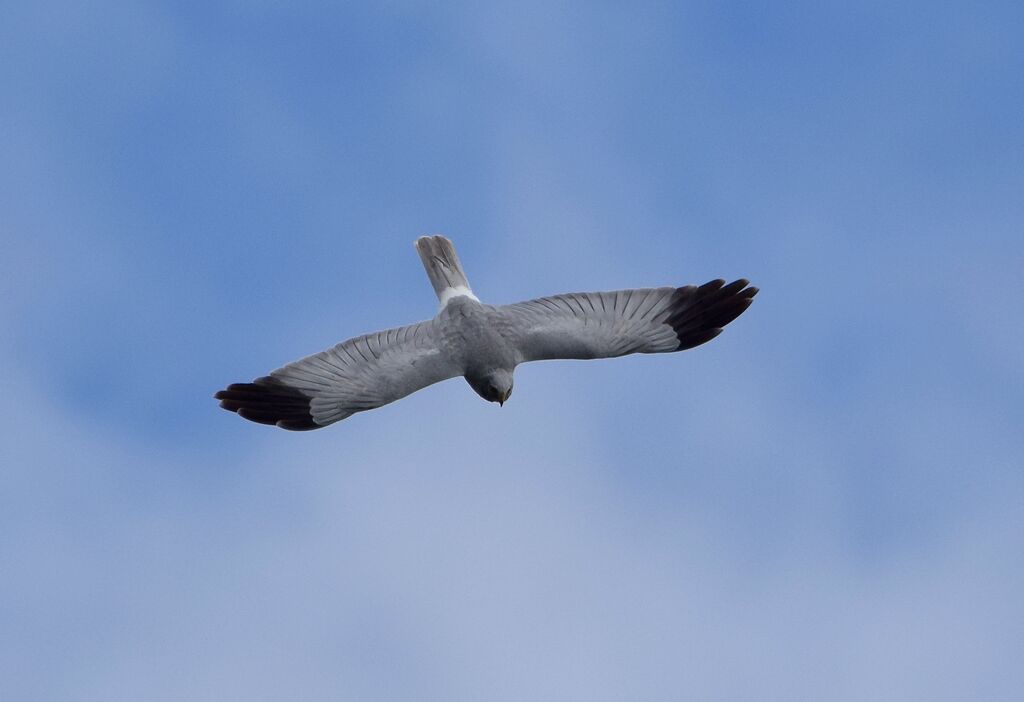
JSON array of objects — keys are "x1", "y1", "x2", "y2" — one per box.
[{"x1": 468, "y1": 369, "x2": 514, "y2": 406}]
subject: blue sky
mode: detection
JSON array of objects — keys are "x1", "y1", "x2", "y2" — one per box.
[{"x1": 2, "y1": 2, "x2": 1022, "y2": 700}]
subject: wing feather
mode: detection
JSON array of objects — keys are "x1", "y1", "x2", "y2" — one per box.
[
  {"x1": 500, "y1": 281, "x2": 757, "y2": 363},
  {"x1": 215, "y1": 319, "x2": 459, "y2": 430}
]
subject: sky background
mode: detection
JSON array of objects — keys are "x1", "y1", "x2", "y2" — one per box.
[{"x1": 2, "y1": 1, "x2": 1023, "y2": 700}]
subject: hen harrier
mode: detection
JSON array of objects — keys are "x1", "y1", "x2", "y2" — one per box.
[{"x1": 215, "y1": 236, "x2": 757, "y2": 430}]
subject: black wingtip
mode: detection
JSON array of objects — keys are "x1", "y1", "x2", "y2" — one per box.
[
  {"x1": 214, "y1": 376, "x2": 319, "y2": 431},
  {"x1": 667, "y1": 278, "x2": 757, "y2": 351}
]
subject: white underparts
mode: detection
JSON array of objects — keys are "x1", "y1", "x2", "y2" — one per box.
[{"x1": 439, "y1": 285, "x2": 480, "y2": 308}]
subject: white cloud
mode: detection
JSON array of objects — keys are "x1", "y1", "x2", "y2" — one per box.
[{"x1": 2, "y1": 352, "x2": 1022, "y2": 701}]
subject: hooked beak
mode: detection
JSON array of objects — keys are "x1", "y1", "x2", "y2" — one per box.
[{"x1": 499, "y1": 388, "x2": 511, "y2": 406}]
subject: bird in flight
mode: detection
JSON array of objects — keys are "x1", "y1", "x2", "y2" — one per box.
[{"x1": 215, "y1": 236, "x2": 757, "y2": 430}]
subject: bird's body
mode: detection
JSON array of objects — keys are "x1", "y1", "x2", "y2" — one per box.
[
  {"x1": 439, "y1": 297, "x2": 518, "y2": 402},
  {"x1": 215, "y1": 236, "x2": 757, "y2": 430},
  {"x1": 439, "y1": 297, "x2": 516, "y2": 375}
]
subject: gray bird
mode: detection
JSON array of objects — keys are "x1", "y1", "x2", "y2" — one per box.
[{"x1": 215, "y1": 236, "x2": 758, "y2": 430}]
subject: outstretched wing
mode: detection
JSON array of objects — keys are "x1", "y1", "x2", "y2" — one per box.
[
  {"x1": 499, "y1": 279, "x2": 757, "y2": 362},
  {"x1": 215, "y1": 320, "x2": 459, "y2": 430}
]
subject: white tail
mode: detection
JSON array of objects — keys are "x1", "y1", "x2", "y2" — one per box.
[{"x1": 415, "y1": 235, "x2": 478, "y2": 307}]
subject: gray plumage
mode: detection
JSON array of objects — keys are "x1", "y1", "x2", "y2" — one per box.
[{"x1": 215, "y1": 236, "x2": 758, "y2": 430}]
